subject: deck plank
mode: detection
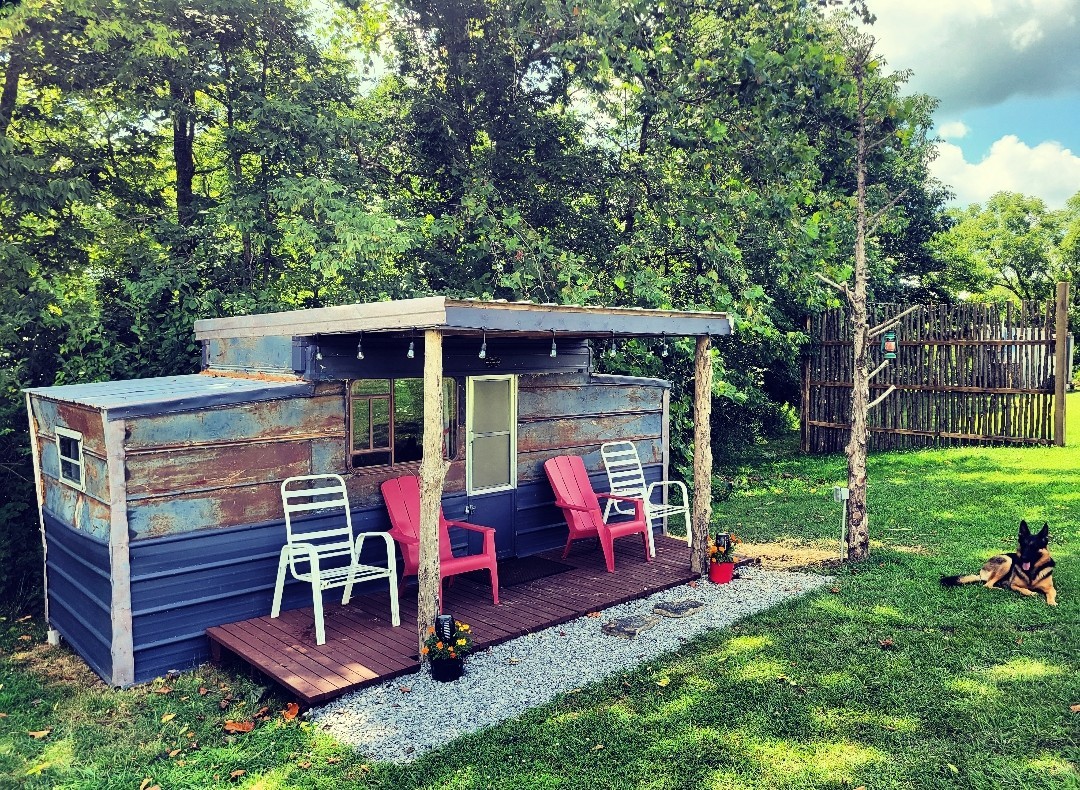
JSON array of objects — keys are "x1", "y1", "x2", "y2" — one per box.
[{"x1": 206, "y1": 536, "x2": 696, "y2": 705}]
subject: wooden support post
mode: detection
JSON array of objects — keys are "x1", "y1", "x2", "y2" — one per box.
[
  {"x1": 416, "y1": 329, "x2": 449, "y2": 656},
  {"x1": 691, "y1": 335, "x2": 713, "y2": 574},
  {"x1": 24, "y1": 394, "x2": 59, "y2": 645},
  {"x1": 1054, "y1": 281, "x2": 1069, "y2": 446},
  {"x1": 104, "y1": 416, "x2": 134, "y2": 686},
  {"x1": 801, "y1": 316, "x2": 811, "y2": 454}
]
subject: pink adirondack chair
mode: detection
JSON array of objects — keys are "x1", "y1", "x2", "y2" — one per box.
[
  {"x1": 380, "y1": 476, "x2": 500, "y2": 606},
  {"x1": 543, "y1": 455, "x2": 652, "y2": 573}
]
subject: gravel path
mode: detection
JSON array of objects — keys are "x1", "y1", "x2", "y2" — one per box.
[{"x1": 311, "y1": 567, "x2": 831, "y2": 763}]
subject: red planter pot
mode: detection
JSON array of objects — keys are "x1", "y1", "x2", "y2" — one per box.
[{"x1": 708, "y1": 561, "x2": 734, "y2": 584}]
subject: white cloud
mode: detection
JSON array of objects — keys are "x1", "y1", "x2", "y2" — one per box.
[
  {"x1": 864, "y1": 0, "x2": 1080, "y2": 112},
  {"x1": 937, "y1": 121, "x2": 970, "y2": 140},
  {"x1": 932, "y1": 135, "x2": 1080, "y2": 208}
]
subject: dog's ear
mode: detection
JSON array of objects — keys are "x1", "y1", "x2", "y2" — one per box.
[
  {"x1": 1019, "y1": 520, "x2": 1030, "y2": 535},
  {"x1": 1037, "y1": 522, "x2": 1049, "y2": 539}
]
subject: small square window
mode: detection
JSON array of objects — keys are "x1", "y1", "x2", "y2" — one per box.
[{"x1": 55, "y1": 427, "x2": 84, "y2": 490}]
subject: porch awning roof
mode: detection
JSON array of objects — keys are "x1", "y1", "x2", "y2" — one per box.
[{"x1": 193, "y1": 297, "x2": 732, "y2": 341}]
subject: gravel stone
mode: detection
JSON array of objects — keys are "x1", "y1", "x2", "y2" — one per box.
[{"x1": 311, "y1": 567, "x2": 831, "y2": 763}]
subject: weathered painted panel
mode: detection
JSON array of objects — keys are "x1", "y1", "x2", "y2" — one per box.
[
  {"x1": 205, "y1": 336, "x2": 294, "y2": 375},
  {"x1": 127, "y1": 481, "x2": 285, "y2": 537},
  {"x1": 32, "y1": 399, "x2": 107, "y2": 456},
  {"x1": 311, "y1": 437, "x2": 348, "y2": 476},
  {"x1": 518, "y1": 439, "x2": 662, "y2": 482},
  {"x1": 38, "y1": 439, "x2": 110, "y2": 503},
  {"x1": 518, "y1": 384, "x2": 663, "y2": 420},
  {"x1": 518, "y1": 411, "x2": 663, "y2": 453},
  {"x1": 42, "y1": 478, "x2": 111, "y2": 539},
  {"x1": 126, "y1": 440, "x2": 312, "y2": 498},
  {"x1": 43, "y1": 514, "x2": 112, "y2": 681},
  {"x1": 124, "y1": 394, "x2": 344, "y2": 449}
]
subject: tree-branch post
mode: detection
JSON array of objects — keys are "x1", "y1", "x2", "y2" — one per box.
[
  {"x1": 690, "y1": 335, "x2": 713, "y2": 574},
  {"x1": 417, "y1": 330, "x2": 449, "y2": 656}
]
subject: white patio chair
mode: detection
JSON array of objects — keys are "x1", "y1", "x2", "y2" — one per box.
[
  {"x1": 271, "y1": 474, "x2": 400, "y2": 645},
  {"x1": 600, "y1": 441, "x2": 691, "y2": 557}
]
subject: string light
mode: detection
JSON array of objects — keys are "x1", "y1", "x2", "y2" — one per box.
[
  {"x1": 608, "y1": 331, "x2": 617, "y2": 358},
  {"x1": 661, "y1": 332, "x2": 669, "y2": 358},
  {"x1": 478, "y1": 328, "x2": 487, "y2": 359},
  {"x1": 356, "y1": 332, "x2": 364, "y2": 360},
  {"x1": 549, "y1": 329, "x2": 557, "y2": 358}
]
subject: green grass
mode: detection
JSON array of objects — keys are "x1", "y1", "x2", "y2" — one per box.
[{"x1": 2, "y1": 398, "x2": 1079, "y2": 788}]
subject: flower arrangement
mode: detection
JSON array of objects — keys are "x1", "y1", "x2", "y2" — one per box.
[
  {"x1": 421, "y1": 620, "x2": 473, "y2": 661},
  {"x1": 709, "y1": 531, "x2": 740, "y2": 564}
]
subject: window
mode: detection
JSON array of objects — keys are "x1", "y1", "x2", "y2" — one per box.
[
  {"x1": 466, "y1": 375, "x2": 517, "y2": 492},
  {"x1": 55, "y1": 427, "x2": 85, "y2": 490},
  {"x1": 349, "y1": 378, "x2": 457, "y2": 468}
]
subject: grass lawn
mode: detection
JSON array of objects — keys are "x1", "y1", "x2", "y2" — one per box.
[{"x1": 1, "y1": 398, "x2": 1078, "y2": 789}]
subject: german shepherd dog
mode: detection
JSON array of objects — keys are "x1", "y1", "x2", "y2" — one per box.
[{"x1": 941, "y1": 521, "x2": 1057, "y2": 605}]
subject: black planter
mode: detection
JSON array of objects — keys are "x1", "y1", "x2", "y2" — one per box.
[{"x1": 430, "y1": 657, "x2": 464, "y2": 682}]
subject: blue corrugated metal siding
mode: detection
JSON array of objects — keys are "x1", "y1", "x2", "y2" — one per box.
[
  {"x1": 127, "y1": 508, "x2": 416, "y2": 682},
  {"x1": 43, "y1": 513, "x2": 113, "y2": 682}
]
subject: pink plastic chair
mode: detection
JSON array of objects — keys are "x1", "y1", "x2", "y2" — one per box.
[
  {"x1": 543, "y1": 455, "x2": 652, "y2": 573},
  {"x1": 380, "y1": 476, "x2": 500, "y2": 606}
]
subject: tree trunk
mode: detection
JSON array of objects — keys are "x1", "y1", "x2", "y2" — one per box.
[
  {"x1": 416, "y1": 330, "x2": 449, "y2": 656},
  {"x1": 169, "y1": 77, "x2": 197, "y2": 228},
  {"x1": 846, "y1": 61, "x2": 871, "y2": 562},
  {"x1": 690, "y1": 335, "x2": 714, "y2": 573},
  {"x1": 0, "y1": 50, "x2": 22, "y2": 138}
]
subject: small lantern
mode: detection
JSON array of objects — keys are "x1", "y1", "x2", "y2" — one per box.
[
  {"x1": 882, "y1": 329, "x2": 898, "y2": 360},
  {"x1": 435, "y1": 613, "x2": 456, "y2": 642},
  {"x1": 714, "y1": 532, "x2": 730, "y2": 553}
]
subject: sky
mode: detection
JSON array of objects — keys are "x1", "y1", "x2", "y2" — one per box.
[{"x1": 863, "y1": 0, "x2": 1080, "y2": 210}]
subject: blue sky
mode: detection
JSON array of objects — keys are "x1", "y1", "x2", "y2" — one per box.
[{"x1": 865, "y1": 0, "x2": 1080, "y2": 209}]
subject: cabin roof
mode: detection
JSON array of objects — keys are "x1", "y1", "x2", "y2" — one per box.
[
  {"x1": 24, "y1": 374, "x2": 312, "y2": 418},
  {"x1": 193, "y1": 296, "x2": 732, "y2": 341}
]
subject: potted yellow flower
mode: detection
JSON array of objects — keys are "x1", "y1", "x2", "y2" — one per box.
[
  {"x1": 422, "y1": 619, "x2": 474, "y2": 682},
  {"x1": 708, "y1": 531, "x2": 739, "y2": 584}
]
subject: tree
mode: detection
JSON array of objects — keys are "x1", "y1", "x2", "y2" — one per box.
[{"x1": 815, "y1": 22, "x2": 924, "y2": 562}]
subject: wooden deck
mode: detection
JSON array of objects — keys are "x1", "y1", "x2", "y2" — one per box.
[{"x1": 206, "y1": 535, "x2": 696, "y2": 705}]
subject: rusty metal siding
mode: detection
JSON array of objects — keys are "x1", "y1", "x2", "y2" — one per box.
[
  {"x1": 43, "y1": 513, "x2": 112, "y2": 681},
  {"x1": 204, "y1": 336, "x2": 295, "y2": 375}
]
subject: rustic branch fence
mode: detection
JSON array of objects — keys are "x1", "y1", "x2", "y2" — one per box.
[{"x1": 801, "y1": 283, "x2": 1071, "y2": 453}]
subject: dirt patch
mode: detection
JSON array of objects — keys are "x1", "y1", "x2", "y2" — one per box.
[
  {"x1": 736, "y1": 541, "x2": 842, "y2": 571},
  {"x1": 8, "y1": 642, "x2": 108, "y2": 689}
]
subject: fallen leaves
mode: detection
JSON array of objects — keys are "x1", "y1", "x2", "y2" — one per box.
[
  {"x1": 223, "y1": 720, "x2": 255, "y2": 734},
  {"x1": 230, "y1": 769, "x2": 246, "y2": 779},
  {"x1": 160, "y1": 713, "x2": 176, "y2": 724},
  {"x1": 282, "y1": 702, "x2": 300, "y2": 720},
  {"x1": 1070, "y1": 703, "x2": 1080, "y2": 713},
  {"x1": 591, "y1": 743, "x2": 604, "y2": 752},
  {"x1": 154, "y1": 687, "x2": 172, "y2": 695},
  {"x1": 586, "y1": 611, "x2": 601, "y2": 618},
  {"x1": 878, "y1": 638, "x2": 896, "y2": 650},
  {"x1": 198, "y1": 687, "x2": 209, "y2": 696},
  {"x1": 139, "y1": 779, "x2": 160, "y2": 790},
  {"x1": 27, "y1": 729, "x2": 51, "y2": 739},
  {"x1": 656, "y1": 677, "x2": 671, "y2": 688}
]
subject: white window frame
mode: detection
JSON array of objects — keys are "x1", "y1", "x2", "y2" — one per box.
[
  {"x1": 465, "y1": 375, "x2": 517, "y2": 494},
  {"x1": 55, "y1": 426, "x2": 85, "y2": 491}
]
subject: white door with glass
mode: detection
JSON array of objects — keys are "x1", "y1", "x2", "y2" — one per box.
[{"x1": 466, "y1": 375, "x2": 517, "y2": 556}]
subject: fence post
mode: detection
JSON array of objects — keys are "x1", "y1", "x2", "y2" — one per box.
[
  {"x1": 1054, "y1": 281, "x2": 1069, "y2": 447},
  {"x1": 802, "y1": 315, "x2": 811, "y2": 454}
]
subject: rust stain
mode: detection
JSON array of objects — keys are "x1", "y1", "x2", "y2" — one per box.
[
  {"x1": 198, "y1": 370, "x2": 304, "y2": 383},
  {"x1": 126, "y1": 441, "x2": 312, "y2": 496}
]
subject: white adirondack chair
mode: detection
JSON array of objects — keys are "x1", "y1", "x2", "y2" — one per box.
[
  {"x1": 600, "y1": 441, "x2": 691, "y2": 557},
  {"x1": 271, "y1": 474, "x2": 400, "y2": 645}
]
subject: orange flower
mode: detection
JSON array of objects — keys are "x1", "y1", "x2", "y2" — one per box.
[
  {"x1": 448, "y1": 651, "x2": 456, "y2": 658},
  {"x1": 421, "y1": 646, "x2": 429, "y2": 655},
  {"x1": 435, "y1": 641, "x2": 444, "y2": 650},
  {"x1": 428, "y1": 626, "x2": 436, "y2": 634}
]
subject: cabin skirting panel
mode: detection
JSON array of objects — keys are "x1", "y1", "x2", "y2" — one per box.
[{"x1": 43, "y1": 513, "x2": 113, "y2": 681}]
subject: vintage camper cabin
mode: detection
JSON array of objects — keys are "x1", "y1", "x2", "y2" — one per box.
[{"x1": 25, "y1": 297, "x2": 731, "y2": 686}]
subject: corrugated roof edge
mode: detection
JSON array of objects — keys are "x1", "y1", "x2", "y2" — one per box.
[{"x1": 23, "y1": 374, "x2": 314, "y2": 420}]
